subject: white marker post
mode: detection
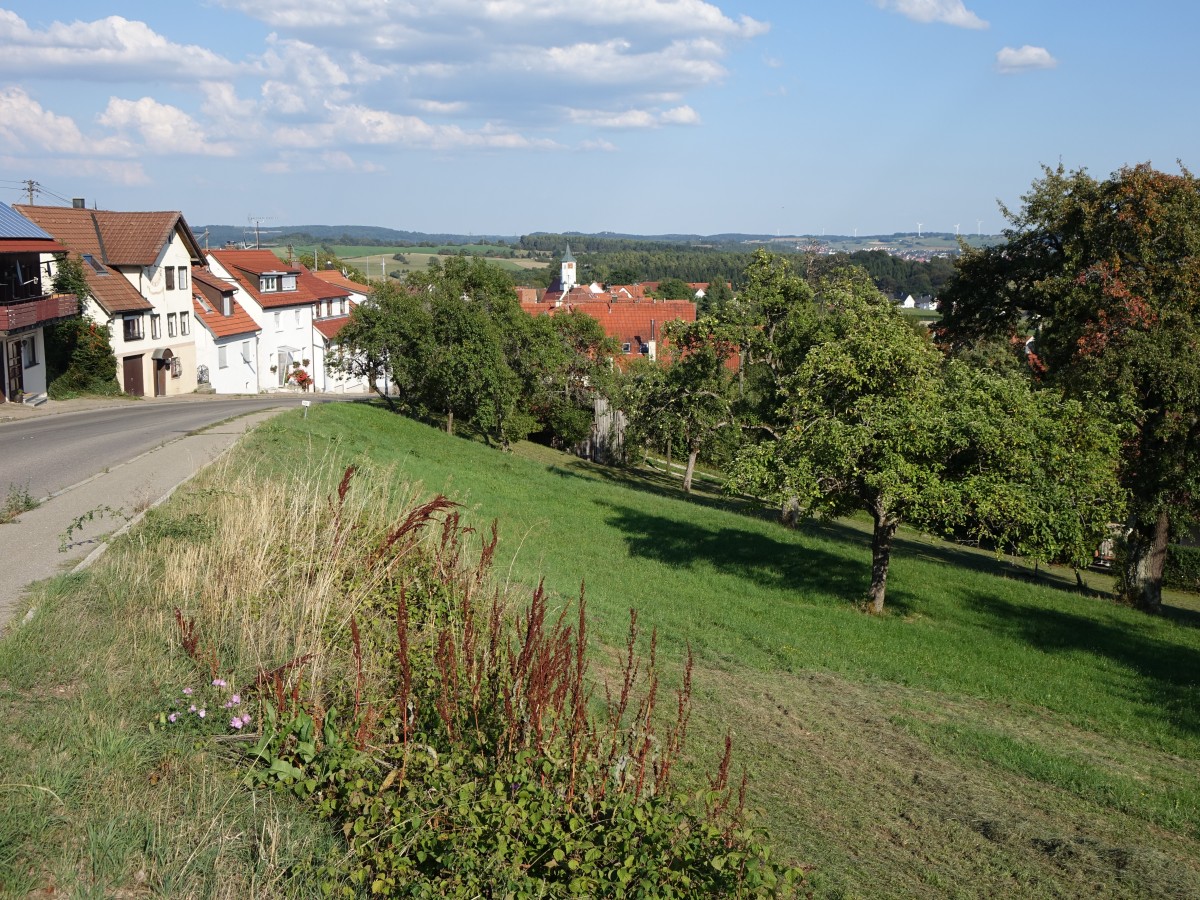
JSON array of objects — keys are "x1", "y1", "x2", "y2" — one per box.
[{"x1": 301, "y1": 400, "x2": 311, "y2": 419}]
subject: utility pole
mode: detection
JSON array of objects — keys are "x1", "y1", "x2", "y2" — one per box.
[
  {"x1": 916, "y1": 222, "x2": 923, "y2": 238},
  {"x1": 23, "y1": 179, "x2": 39, "y2": 205}
]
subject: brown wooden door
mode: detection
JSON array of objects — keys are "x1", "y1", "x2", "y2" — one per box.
[
  {"x1": 5, "y1": 340, "x2": 23, "y2": 402},
  {"x1": 155, "y1": 359, "x2": 167, "y2": 396},
  {"x1": 123, "y1": 355, "x2": 144, "y2": 396}
]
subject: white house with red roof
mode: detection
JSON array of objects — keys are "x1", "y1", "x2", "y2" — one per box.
[
  {"x1": 205, "y1": 248, "x2": 364, "y2": 393},
  {"x1": 17, "y1": 202, "x2": 205, "y2": 397},
  {"x1": 190, "y1": 267, "x2": 261, "y2": 394}
]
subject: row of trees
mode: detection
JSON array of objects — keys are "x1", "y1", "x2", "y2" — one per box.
[
  {"x1": 329, "y1": 256, "x2": 615, "y2": 450},
  {"x1": 332, "y1": 163, "x2": 1197, "y2": 615},
  {"x1": 620, "y1": 253, "x2": 1124, "y2": 613}
]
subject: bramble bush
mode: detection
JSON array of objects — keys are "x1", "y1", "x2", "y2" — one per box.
[{"x1": 181, "y1": 467, "x2": 805, "y2": 897}]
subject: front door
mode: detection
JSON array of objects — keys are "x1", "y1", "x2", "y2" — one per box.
[
  {"x1": 123, "y1": 355, "x2": 144, "y2": 396},
  {"x1": 155, "y1": 359, "x2": 168, "y2": 396},
  {"x1": 5, "y1": 340, "x2": 23, "y2": 403}
]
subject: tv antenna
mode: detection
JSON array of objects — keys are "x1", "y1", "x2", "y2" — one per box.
[{"x1": 246, "y1": 215, "x2": 276, "y2": 249}]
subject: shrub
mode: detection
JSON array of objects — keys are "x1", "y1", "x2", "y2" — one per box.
[
  {"x1": 1165, "y1": 544, "x2": 1200, "y2": 593},
  {"x1": 212, "y1": 466, "x2": 805, "y2": 897}
]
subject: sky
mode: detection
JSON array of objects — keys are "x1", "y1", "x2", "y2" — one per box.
[{"x1": 1, "y1": 1, "x2": 1197, "y2": 237}]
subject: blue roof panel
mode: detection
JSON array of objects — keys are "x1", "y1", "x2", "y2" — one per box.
[{"x1": 0, "y1": 201, "x2": 55, "y2": 240}]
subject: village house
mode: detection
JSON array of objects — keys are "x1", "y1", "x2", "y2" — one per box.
[
  {"x1": 190, "y1": 267, "x2": 261, "y2": 394},
  {"x1": 0, "y1": 202, "x2": 78, "y2": 404},
  {"x1": 521, "y1": 249, "x2": 697, "y2": 364},
  {"x1": 309, "y1": 269, "x2": 371, "y2": 393},
  {"x1": 205, "y1": 248, "x2": 361, "y2": 393},
  {"x1": 16, "y1": 201, "x2": 205, "y2": 397}
]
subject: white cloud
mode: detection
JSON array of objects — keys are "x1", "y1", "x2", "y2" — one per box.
[
  {"x1": 0, "y1": 10, "x2": 240, "y2": 81},
  {"x1": 875, "y1": 0, "x2": 988, "y2": 29},
  {"x1": 217, "y1": 0, "x2": 768, "y2": 40},
  {"x1": 0, "y1": 86, "x2": 131, "y2": 156},
  {"x1": 99, "y1": 97, "x2": 236, "y2": 156},
  {"x1": 414, "y1": 99, "x2": 469, "y2": 115},
  {"x1": 566, "y1": 103, "x2": 699, "y2": 129},
  {"x1": 996, "y1": 45, "x2": 1059, "y2": 74}
]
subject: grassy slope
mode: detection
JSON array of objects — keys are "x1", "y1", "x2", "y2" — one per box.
[
  {"x1": 3, "y1": 401, "x2": 1198, "y2": 898},
  {"x1": 238, "y1": 403, "x2": 1200, "y2": 898}
]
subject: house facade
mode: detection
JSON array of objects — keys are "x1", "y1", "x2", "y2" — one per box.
[
  {"x1": 205, "y1": 249, "x2": 355, "y2": 392},
  {"x1": 191, "y1": 267, "x2": 261, "y2": 394},
  {"x1": 16, "y1": 203, "x2": 205, "y2": 397},
  {"x1": 0, "y1": 202, "x2": 78, "y2": 404}
]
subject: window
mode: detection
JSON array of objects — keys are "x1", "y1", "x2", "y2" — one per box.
[
  {"x1": 177, "y1": 267, "x2": 188, "y2": 290},
  {"x1": 151, "y1": 314, "x2": 161, "y2": 340},
  {"x1": 241, "y1": 340, "x2": 251, "y2": 363},
  {"x1": 81, "y1": 254, "x2": 107, "y2": 275},
  {"x1": 260, "y1": 275, "x2": 279, "y2": 292},
  {"x1": 274, "y1": 311, "x2": 281, "y2": 331},
  {"x1": 22, "y1": 337, "x2": 37, "y2": 367},
  {"x1": 180, "y1": 312, "x2": 190, "y2": 336},
  {"x1": 218, "y1": 345, "x2": 228, "y2": 369},
  {"x1": 621, "y1": 342, "x2": 631, "y2": 354},
  {"x1": 294, "y1": 309, "x2": 301, "y2": 326},
  {"x1": 281, "y1": 274, "x2": 297, "y2": 291},
  {"x1": 167, "y1": 313, "x2": 177, "y2": 337},
  {"x1": 171, "y1": 357, "x2": 182, "y2": 378},
  {"x1": 123, "y1": 315, "x2": 144, "y2": 342},
  {"x1": 165, "y1": 266, "x2": 175, "y2": 290}
]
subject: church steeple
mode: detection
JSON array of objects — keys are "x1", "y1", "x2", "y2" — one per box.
[{"x1": 560, "y1": 244, "x2": 577, "y2": 291}]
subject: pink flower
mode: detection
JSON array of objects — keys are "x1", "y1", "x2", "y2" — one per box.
[
  {"x1": 188, "y1": 704, "x2": 197, "y2": 713},
  {"x1": 230, "y1": 716, "x2": 244, "y2": 730},
  {"x1": 197, "y1": 709, "x2": 206, "y2": 719},
  {"x1": 230, "y1": 694, "x2": 240, "y2": 705},
  {"x1": 212, "y1": 678, "x2": 227, "y2": 688},
  {"x1": 168, "y1": 713, "x2": 178, "y2": 723},
  {"x1": 182, "y1": 687, "x2": 193, "y2": 696}
]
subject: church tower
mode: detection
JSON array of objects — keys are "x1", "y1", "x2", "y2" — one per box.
[{"x1": 560, "y1": 245, "x2": 577, "y2": 292}]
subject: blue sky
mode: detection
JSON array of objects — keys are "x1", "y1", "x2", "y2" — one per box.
[{"x1": 1, "y1": 1, "x2": 1196, "y2": 236}]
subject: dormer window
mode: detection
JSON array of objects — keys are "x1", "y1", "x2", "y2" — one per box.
[{"x1": 259, "y1": 272, "x2": 298, "y2": 292}]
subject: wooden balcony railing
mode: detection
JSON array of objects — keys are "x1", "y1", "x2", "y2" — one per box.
[{"x1": 0, "y1": 294, "x2": 80, "y2": 333}]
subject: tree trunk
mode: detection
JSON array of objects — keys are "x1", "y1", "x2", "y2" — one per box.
[
  {"x1": 1120, "y1": 508, "x2": 1170, "y2": 614},
  {"x1": 682, "y1": 447, "x2": 699, "y2": 494},
  {"x1": 665, "y1": 438, "x2": 672, "y2": 478},
  {"x1": 446, "y1": 409, "x2": 454, "y2": 435},
  {"x1": 868, "y1": 509, "x2": 898, "y2": 615},
  {"x1": 374, "y1": 385, "x2": 396, "y2": 412},
  {"x1": 780, "y1": 495, "x2": 801, "y2": 528}
]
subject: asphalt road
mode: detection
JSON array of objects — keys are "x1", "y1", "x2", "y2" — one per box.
[{"x1": 0, "y1": 396, "x2": 320, "y2": 500}]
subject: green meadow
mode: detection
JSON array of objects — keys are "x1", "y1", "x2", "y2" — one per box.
[{"x1": 2, "y1": 402, "x2": 1199, "y2": 898}]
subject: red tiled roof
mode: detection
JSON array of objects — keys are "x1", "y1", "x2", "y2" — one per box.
[
  {"x1": 192, "y1": 265, "x2": 260, "y2": 338},
  {"x1": 300, "y1": 267, "x2": 350, "y2": 302},
  {"x1": 314, "y1": 314, "x2": 351, "y2": 341},
  {"x1": 14, "y1": 204, "x2": 207, "y2": 315},
  {"x1": 15, "y1": 205, "x2": 203, "y2": 265},
  {"x1": 312, "y1": 269, "x2": 371, "y2": 296},
  {"x1": 208, "y1": 248, "x2": 321, "y2": 310}
]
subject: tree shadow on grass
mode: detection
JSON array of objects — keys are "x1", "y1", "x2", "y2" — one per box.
[
  {"x1": 964, "y1": 594, "x2": 1200, "y2": 738},
  {"x1": 596, "y1": 500, "x2": 891, "y2": 612}
]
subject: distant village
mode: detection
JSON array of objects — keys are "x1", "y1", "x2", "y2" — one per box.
[{"x1": 2, "y1": 199, "x2": 933, "y2": 406}]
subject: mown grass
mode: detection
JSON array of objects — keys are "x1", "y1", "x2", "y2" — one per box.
[
  {"x1": 237, "y1": 403, "x2": 1200, "y2": 897},
  {"x1": 3, "y1": 401, "x2": 1200, "y2": 898}
]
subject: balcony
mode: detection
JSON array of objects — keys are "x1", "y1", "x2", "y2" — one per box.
[{"x1": 0, "y1": 294, "x2": 80, "y2": 334}]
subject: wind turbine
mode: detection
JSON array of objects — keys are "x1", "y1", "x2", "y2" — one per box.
[{"x1": 916, "y1": 223, "x2": 923, "y2": 238}]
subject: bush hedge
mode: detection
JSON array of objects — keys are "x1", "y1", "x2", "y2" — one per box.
[{"x1": 1165, "y1": 544, "x2": 1200, "y2": 594}]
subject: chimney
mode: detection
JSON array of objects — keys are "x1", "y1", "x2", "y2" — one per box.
[{"x1": 72, "y1": 198, "x2": 86, "y2": 209}]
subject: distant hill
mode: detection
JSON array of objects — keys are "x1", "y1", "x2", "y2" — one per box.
[
  {"x1": 193, "y1": 225, "x2": 1000, "y2": 256},
  {"x1": 194, "y1": 224, "x2": 521, "y2": 250}
]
